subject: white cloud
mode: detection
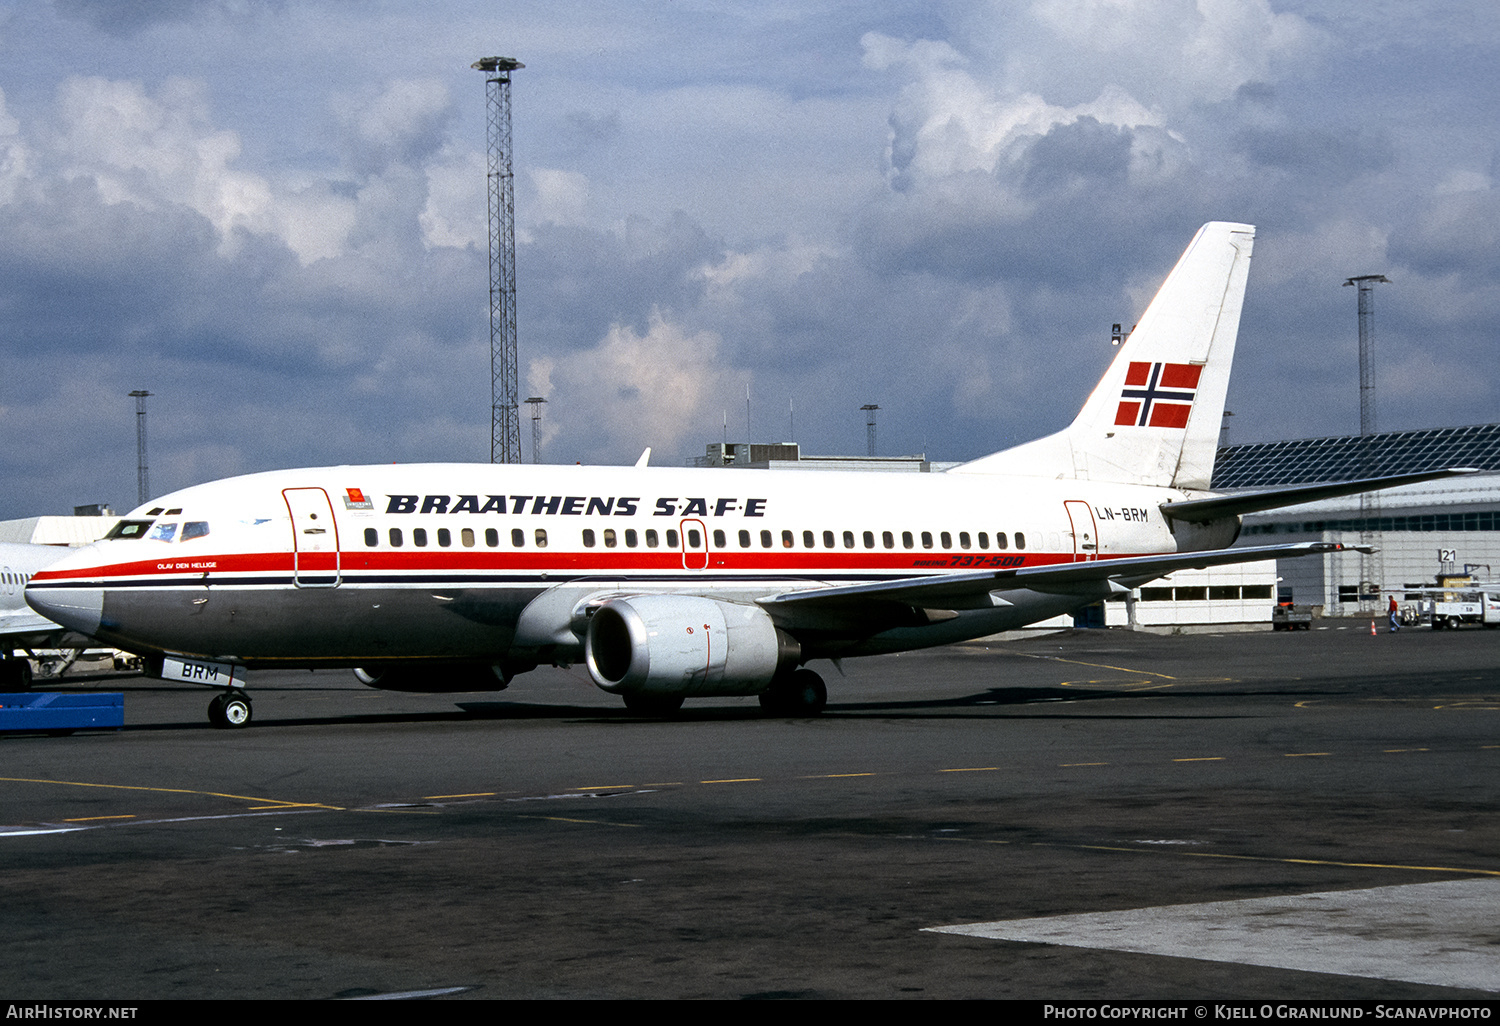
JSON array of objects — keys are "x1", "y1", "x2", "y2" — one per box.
[
  {"x1": 53, "y1": 76, "x2": 276, "y2": 252},
  {"x1": 1026, "y1": 0, "x2": 1320, "y2": 105},
  {"x1": 0, "y1": 86, "x2": 28, "y2": 204},
  {"x1": 529, "y1": 168, "x2": 590, "y2": 226},
  {"x1": 862, "y1": 31, "x2": 1162, "y2": 191},
  {"x1": 533, "y1": 309, "x2": 747, "y2": 462}
]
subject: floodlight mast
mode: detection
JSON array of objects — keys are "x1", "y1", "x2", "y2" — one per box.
[
  {"x1": 1343, "y1": 273, "x2": 1390, "y2": 611},
  {"x1": 129, "y1": 390, "x2": 152, "y2": 506},
  {"x1": 861, "y1": 404, "x2": 880, "y2": 457},
  {"x1": 524, "y1": 396, "x2": 547, "y2": 464},
  {"x1": 474, "y1": 57, "x2": 524, "y2": 464}
]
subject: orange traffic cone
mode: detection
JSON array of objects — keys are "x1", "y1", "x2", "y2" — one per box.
[{"x1": 1370, "y1": 621, "x2": 1377, "y2": 636}]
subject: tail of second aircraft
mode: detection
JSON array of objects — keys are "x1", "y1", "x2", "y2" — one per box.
[{"x1": 953, "y1": 221, "x2": 1255, "y2": 491}]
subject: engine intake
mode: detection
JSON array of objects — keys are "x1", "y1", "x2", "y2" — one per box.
[{"x1": 584, "y1": 595, "x2": 799, "y2": 698}]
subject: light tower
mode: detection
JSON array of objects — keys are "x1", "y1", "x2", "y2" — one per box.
[
  {"x1": 1343, "y1": 273, "x2": 1390, "y2": 612},
  {"x1": 860, "y1": 404, "x2": 880, "y2": 457},
  {"x1": 1344, "y1": 274, "x2": 1390, "y2": 438},
  {"x1": 129, "y1": 390, "x2": 152, "y2": 506},
  {"x1": 524, "y1": 396, "x2": 546, "y2": 464},
  {"x1": 473, "y1": 56, "x2": 524, "y2": 464}
]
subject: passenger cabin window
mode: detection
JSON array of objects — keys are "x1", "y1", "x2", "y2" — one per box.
[
  {"x1": 437, "y1": 528, "x2": 451, "y2": 547},
  {"x1": 485, "y1": 528, "x2": 499, "y2": 547},
  {"x1": 389, "y1": 528, "x2": 403, "y2": 547},
  {"x1": 604, "y1": 529, "x2": 617, "y2": 549},
  {"x1": 940, "y1": 531, "x2": 952, "y2": 549},
  {"x1": 535, "y1": 529, "x2": 548, "y2": 548},
  {"x1": 760, "y1": 530, "x2": 772, "y2": 548},
  {"x1": 783, "y1": 530, "x2": 794, "y2": 549},
  {"x1": 842, "y1": 531, "x2": 855, "y2": 549},
  {"x1": 882, "y1": 531, "x2": 894, "y2": 549},
  {"x1": 511, "y1": 528, "x2": 525, "y2": 547},
  {"x1": 977, "y1": 532, "x2": 989, "y2": 549},
  {"x1": 582, "y1": 529, "x2": 596, "y2": 548},
  {"x1": 958, "y1": 532, "x2": 970, "y2": 549},
  {"x1": 902, "y1": 531, "x2": 914, "y2": 549},
  {"x1": 645, "y1": 530, "x2": 659, "y2": 548},
  {"x1": 413, "y1": 528, "x2": 428, "y2": 547},
  {"x1": 921, "y1": 531, "x2": 933, "y2": 549},
  {"x1": 364, "y1": 528, "x2": 378, "y2": 547},
  {"x1": 863, "y1": 531, "x2": 875, "y2": 549},
  {"x1": 625, "y1": 529, "x2": 639, "y2": 548},
  {"x1": 739, "y1": 530, "x2": 751, "y2": 548},
  {"x1": 462, "y1": 528, "x2": 475, "y2": 548},
  {"x1": 666, "y1": 529, "x2": 679, "y2": 548},
  {"x1": 1015, "y1": 532, "x2": 1026, "y2": 549},
  {"x1": 995, "y1": 532, "x2": 1008, "y2": 549},
  {"x1": 712, "y1": 529, "x2": 725, "y2": 548},
  {"x1": 802, "y1": 530, "x2": 815, "y2": 548}
]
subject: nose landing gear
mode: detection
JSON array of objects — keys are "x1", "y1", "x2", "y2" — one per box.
[{"x1": 208, "y1": 689, "x2": 252, "y2": 728}]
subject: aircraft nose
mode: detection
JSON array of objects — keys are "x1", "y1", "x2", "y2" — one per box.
[{"x1": 26, "y1": 583, "x2": 104, "y2": 636}]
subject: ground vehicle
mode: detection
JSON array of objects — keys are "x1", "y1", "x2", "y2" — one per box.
[
  {"x1": 1425, "y1": 588, "x2": 1500, "y2": 629},
  {"x1": 1272, "y1": 603, "x2": 1312, "y2": 631}
]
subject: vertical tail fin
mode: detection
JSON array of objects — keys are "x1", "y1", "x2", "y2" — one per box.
[{"x1": 953, "y1": 222, "x2": 1255, "y2": 490}]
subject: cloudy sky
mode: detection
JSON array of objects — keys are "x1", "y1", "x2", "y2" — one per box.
[{"x1": 0, "y1": 0, "x2": 1496, "y2": 518}]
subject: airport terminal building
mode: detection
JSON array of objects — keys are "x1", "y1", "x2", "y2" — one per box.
[{"x1": 1223, "y1": 423, "x2": 1500, "y2": 616}]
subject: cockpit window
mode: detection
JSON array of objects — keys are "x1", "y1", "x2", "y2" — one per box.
[
  {"x1": 181, "y1": 521, "x2": 210, "y2": 541},
  {"x1": 147, "y1": 522, "x2": 178, "y2": 542},
  {"x1": 104, "y1": 520, "x2": 154, "y2": 540}
]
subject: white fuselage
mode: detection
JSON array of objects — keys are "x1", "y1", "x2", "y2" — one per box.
[{"x1": 24, "y1": 462, "x2": 1212, "y2": 673}]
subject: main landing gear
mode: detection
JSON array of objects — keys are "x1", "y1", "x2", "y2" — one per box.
[
  {"x1": 0, "y1": 657, "x2": 33, "y2": 692},
  {"x1": 207, "y1": 688, "x2": 252, "y2": 729},
  {"x1": 758, "y1": 667, "x2": 827, "y2": 717}
]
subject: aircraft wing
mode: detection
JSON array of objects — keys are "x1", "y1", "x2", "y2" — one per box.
[
  {"x1": 760, "y1": 542, "x2": 1358, "y2": 613},
  {"x1": 0, "y1": 609, "x2": 74, "y2": 647},
  {"x1": 1160, "y1": 468, "x2": 1478, "y2": 523}
]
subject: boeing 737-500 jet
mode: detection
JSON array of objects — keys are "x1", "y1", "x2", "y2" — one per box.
[{"x1": 25, "y1": 223, "x2": 1469, "y2": 727}]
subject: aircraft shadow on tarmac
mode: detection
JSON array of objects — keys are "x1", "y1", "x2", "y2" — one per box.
[{"x1": 2, "y1": 679, "x2": 1259, "y2": 734}]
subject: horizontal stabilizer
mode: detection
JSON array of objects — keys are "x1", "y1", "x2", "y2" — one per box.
[
  {"x1": 761, "y1": 542, "x2": 1359, "y2": 613},
  {"x1": 1160, "y1": 468, "x2": 1479, "y2": 523}
]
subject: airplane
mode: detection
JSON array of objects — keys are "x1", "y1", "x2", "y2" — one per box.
[
  {"x1": 25, "y1": 222, "x2": 1471, "y2": 728},
  {"x1": 1, "y1": 541, "x2": 105, "y2": 690}
]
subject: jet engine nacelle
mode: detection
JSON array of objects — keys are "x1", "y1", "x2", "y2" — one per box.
[{"x1": 584, "y1": 595, "x2": 799, "y2": 698}]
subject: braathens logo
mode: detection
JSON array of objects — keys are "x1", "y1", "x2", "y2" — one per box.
[{"x1": 342, "y1": 487, "x2": 374, "y2": 511}]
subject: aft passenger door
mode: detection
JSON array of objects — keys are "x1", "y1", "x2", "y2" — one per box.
[
  {"x1": 1064, "y1": 500, "x2": 1099, "y2": 562},
  {"x1": 284, "y1": 487, "x2": 341, "y2": 587}
]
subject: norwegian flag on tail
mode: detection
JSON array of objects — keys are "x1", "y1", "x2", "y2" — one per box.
[{"x1": 1114, "y1": 361, "x2": 1202, "y2": 429}]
